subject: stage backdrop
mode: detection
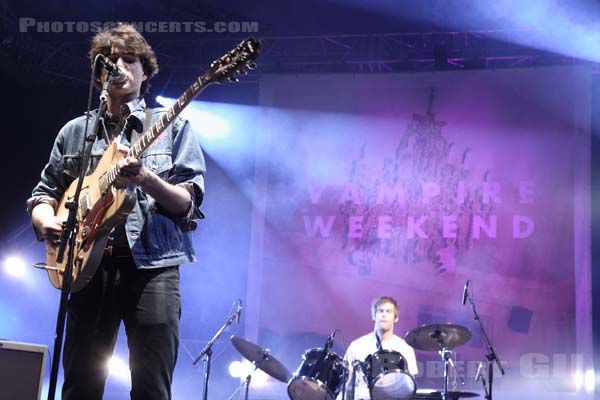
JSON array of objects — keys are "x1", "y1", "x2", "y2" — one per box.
[{"x1": 244, "y1": 66, "x2": 592, "y2": 399}]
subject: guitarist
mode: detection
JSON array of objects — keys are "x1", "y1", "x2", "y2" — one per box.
[{"x1": 26, "y1": 23, "x2": 206, "y2": 400}]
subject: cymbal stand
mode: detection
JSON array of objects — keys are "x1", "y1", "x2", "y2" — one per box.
[
  {"x1": 434, "y1": 340, "x2": 464, "y2": 399},
  {"x1": 448, "y1": 351, "x2": 465, "y2": 388},
  {"x1": 440, "y1": 347, "x2": 452, "y2": 398},
  {"x1": 227, "y1": 365, "x2": 257, "y2": 400}
]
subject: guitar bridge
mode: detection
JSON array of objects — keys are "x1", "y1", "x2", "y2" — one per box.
[{"x1": 81, "y1": 226, "x2": 91, "y2": 238}]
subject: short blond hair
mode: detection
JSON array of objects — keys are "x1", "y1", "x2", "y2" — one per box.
[{"x1": 371, "y1": 296, "x2": 399, "y2": 319}]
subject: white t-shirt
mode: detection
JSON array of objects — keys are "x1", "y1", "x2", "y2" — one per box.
[{"x1": 342, "y1": 332, "x2": 418, "y2": 400}]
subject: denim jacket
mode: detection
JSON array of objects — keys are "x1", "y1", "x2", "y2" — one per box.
[{"x1": 27, "y1": 98, "x2": 206, "y2": 269}]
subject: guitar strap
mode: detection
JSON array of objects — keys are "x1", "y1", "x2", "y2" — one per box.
[
  {"x1": 143, "y1": 107, "x2": 154, "y2": 134},
  {"x1": 128, "y1": 107, "x2": 153, "y2": 145}
]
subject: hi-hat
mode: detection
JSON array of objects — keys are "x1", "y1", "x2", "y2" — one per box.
[
  {"x1": 230, "y1": 335, "x2": 291, "y2": 383},
  {"x1": 414, "y1": 389, "x2": 480, "y2": 399},
  {"x1": 404, "y1": 323, "x2": 471, "y2": 351},
  {"x1": 442, "y1": 390, "x2": 480, "y2": 399}
]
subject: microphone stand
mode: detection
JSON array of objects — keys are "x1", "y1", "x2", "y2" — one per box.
[
  {"x1": 193, "y1": 305, "x2": 240, "y2": 400},
  {"x1": 46, "y1": 75, "x2": 115, "y2": 400},
  {"x1": 375, "y1": 331, "x2": 383, "y2": 352},
  {"x1": 465, "y1": 286, "x2": 505, "y2": 400}
]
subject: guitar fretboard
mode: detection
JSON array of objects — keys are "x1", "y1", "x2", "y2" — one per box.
[{"x1": 101, "y1": 75, "x2": 212, "y2": 191}]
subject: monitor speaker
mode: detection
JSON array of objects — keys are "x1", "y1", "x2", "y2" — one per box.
[{"x1": 0, "y1": 339, "x2": 48, "y2": 400}]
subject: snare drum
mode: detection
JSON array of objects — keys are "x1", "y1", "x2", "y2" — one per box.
[
  {"x1": 363, "y1": 350, "x2": 416, "y2": 400},
  {"x1": 288, "y1": 348, "x2": 348, "y2": 400}
]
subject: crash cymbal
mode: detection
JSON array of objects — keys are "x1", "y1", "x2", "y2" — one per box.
[
  {"x1": 230, "y1": 335, "x2": 291, "y2": 383},
  {"x1": 413, "y1": 390, "x2": 480, "y2": 400},
  {"x1": 413, "y1": 388, "x2": 443, "y2": 400},
  {"x1": 443, "y1": 391, "x2": 480, "y2": 399},
  {"x1": 404, "y1": 323, "x2": 471, "y2": 351}
]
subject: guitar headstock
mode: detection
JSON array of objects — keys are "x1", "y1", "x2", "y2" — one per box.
[{"x1": 207, "y1": 38, "x2": 261, "y2": 84}]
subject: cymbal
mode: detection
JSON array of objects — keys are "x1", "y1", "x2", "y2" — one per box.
[
  {"x1": 414, "y1": 390, "x2": 480, "y2": 399},
  {"x1": 230, "y1": 335, "x2": 291, "y2": 383},
  {"x1": 404, "y1": 323, "x2": 471, "y2": 351},
  {"x1": 443, "y1": 391, "x2": 480, "y2": 399}
]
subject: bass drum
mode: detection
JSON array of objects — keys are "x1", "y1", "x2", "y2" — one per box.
[
  {"x1": 363, "y1": 350, "x2": 416, "y2": 400},
  {"x1": 288, "y1": 348, "x2": 347, "y2": 400}
]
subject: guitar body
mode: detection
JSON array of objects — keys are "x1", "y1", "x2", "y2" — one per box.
[{"x1": 46, "y1": 143, "x2": 136, "y2": 292}]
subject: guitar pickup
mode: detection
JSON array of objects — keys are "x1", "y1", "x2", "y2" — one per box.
[{"x1": 78, "y1": 192, "x2": 92, "y2": 217}]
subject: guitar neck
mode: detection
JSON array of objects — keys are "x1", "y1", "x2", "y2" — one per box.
[
  {"x1": 104, "y1": 75, "x2": 213, "y2": 188},
  {"x1": 128, "y1": 75, "x2": 212, "y2": 159}
]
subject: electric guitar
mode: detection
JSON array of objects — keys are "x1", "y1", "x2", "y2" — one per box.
[{"x1": 45, "y1": 38, "x2": 261, "y2": 291}]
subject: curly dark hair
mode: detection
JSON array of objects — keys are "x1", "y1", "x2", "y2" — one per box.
[{"x1": 89, "y1": 23, "x2": 159, "y2": 95}]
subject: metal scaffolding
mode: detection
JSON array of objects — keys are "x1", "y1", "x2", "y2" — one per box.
[{"x1": 0, "y1": 0, "x2": 588, "y2": 87}]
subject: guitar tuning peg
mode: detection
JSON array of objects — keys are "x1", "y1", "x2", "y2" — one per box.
[
  {"x1": 238, "y1": 68, "x2": 248, "y2": 75},
  {"x1": 228, "y1": 76, "x2": 239, "y2": 83},
  {"x1": 248, "y1": 62, "x2": 257, "y2": 69}
]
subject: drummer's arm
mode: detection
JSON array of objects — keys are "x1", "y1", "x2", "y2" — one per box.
[
  {"x1": 343, "y1": 366, "x2": 354, "y2": 399},
  {"x1": 345, "y1": 363, "x2": 354, "y2": 389},
  {"x1": 342, "y1": 352, "x2": 355, "y2": 398}
]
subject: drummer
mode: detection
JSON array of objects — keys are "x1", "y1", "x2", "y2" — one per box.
[{"x1": 342, "y1": 296, "x2": 418, "y2": 399}]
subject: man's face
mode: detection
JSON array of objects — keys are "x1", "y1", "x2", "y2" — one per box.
[
  {"x1": 103, "y1": 46, "x2": 147, "y2": 99},
  {"x1": 373, "y1": 302, "x2": 398, "y2": 332}
]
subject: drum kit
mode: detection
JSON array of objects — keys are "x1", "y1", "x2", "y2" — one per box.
[{"x1": 229, "y1": 323, "x2": 481, "y2": 400}]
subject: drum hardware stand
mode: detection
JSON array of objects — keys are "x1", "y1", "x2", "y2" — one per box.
[
  {"x1": 464, "y1": 283, "x2": 505, "y2": 400},
  {"x1": 193, "y1": 300, "x2": 242, "y2": 400},
  {"x1": 448, "y1": 351, "x2": 465, "y2": 391},
  {"x1": 432, "y1": 331, "x2": 464, "y2": 400},
  {"x1": 340, "y1": 360, "x2": 349, "y2": 400},
  {"x1": 439, "y1": 347, "x2": 464, "y2": 399},
  {"x1": 349, "y1": 360, "x2": 362, "y2": 400},
  {"x1": 406, "y1": 323, "x2": 475, "y2": 400},
  {"x1": 227, "y1": 365, "x2": 257, "y2": 400},
  {"x1": 228, "y1": 349, "x2": 274, "y2": 400},
  {"x1": 475, "y1": 359, "x2": 489, "y2": 398}
]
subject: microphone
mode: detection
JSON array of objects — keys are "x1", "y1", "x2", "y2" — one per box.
[
  {"x1": 97, "y1": 54, "x2": 127, "y2": 83},
  {"x1": 235, "y1": 300, "x2": 242, "y2": 324},
  {"x1": 462, "y1": 280, "x2": 470, "y2": 305},
  {"x1": 325, "y1": 329, "x2": 336, "y2": 351}
]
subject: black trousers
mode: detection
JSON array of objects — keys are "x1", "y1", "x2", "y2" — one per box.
[{"x1": 61, "y1": 254, "x2": 181, "y2": 400}]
